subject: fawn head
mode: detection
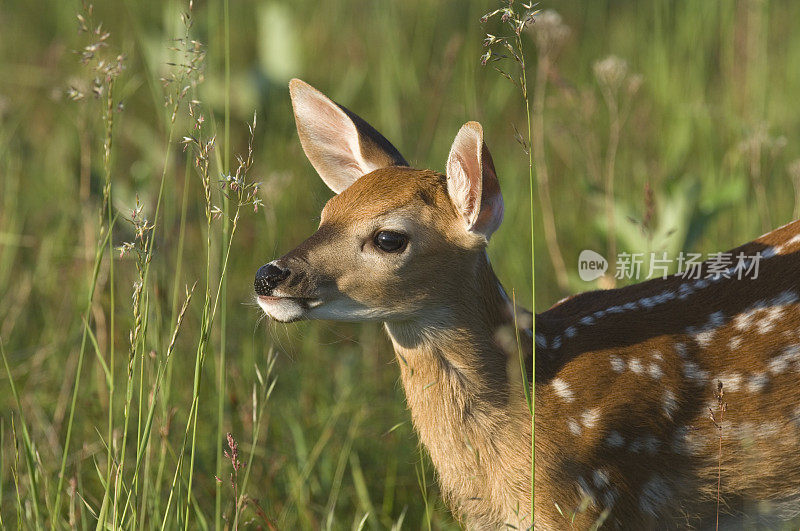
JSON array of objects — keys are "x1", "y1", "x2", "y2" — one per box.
[{"x1": 255, "y1": 79, "x2": 504, "y2": 324}]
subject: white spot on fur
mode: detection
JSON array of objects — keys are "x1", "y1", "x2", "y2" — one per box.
[
  {"x1": 672, "y1": 426, "x2": 705, "y2": 455},
  {"x1": 581, "y1": 408, "x2": 601, "y2": 429},
  {"x1": 693, "y1": 329, "x2": 716, "y2": 347},
  {"x1": 715, "y1": 372, "x2": 742, "y2": 392},
  {"x1": 629, "y1": 437, "x2": 643, "y2": 453},
  {"x1": 651, "y1": 350, "x2": 663, "y2": 362},
  {"x1": 640, "y1": 296, "x2": 656, "y2": 308},
  {"x1": 580, "y1": 315, "x2": 595, "y2": 326},
  {"x1": 734, "y1": 291, "x2": 798, "y2": 332},
  {"x1": 552, "y1": 378, "x2": 574, "y2": 402},
  {"x1": 564, "y1": 326, "x2": 577, "y2": 338},
  {"x1": 760, "y1": 306, "x2": 786, "y2": 333},
  {"x1": 606, "y1": 430, "x2": 624, "y2": 448},
  {"x1": 568, "y1": 418, "x2": 582, "y2": 436},
  {"x1": 776, "y1": 234, "x2": 800, "y2": 254},
  {"x1": 675, "y1": 343, "x2": 687, "y2": 358},
  {"x1": 642, "y1": 435, "x2": 661, "y2": 454},
  {"x1": 732, "y1": 421, "x2": 780, "y2": 442},
  {"x1": 663, "y1": 390, "x2": 678, "y2": 419},
  {"x1": 654, "y1": 290, "x2": 676, "y2": 304},
  {"x1": 760, "y1": 421, "x2": 780, "y2": 439},
  {"x1": 580, "y1": 471, "x2": 618, "y2": 510},
  {"x1": 704, "y1": 397, "x2": 720, "y2": 415},
  {"x1": 760, "y1": 246, "x2": 777, "y2": 259},
  {"x1": 640, "y1": 476, "x2": 672, "y2": 516},
  {"x1": 746, "y1": 372, "x2": 768, "y2": 393},
  {"x1": 629, "y1": 358, "x2": 644, "y2": 374},
  {"x1": 648, "y1": 362, "x2": 663, "y2": 379},
  {"x1": 683, "y1": 361, "x2": 708, "y2": 384},
  {"x1": 677, "y1": 283, "x2": 694, "y2": 300},
  {"x1": 671, "y1": 427, "x2": 689, "y2": 454},
  {"x1": 629, "y1": 436, "x2": 659, "y2": 454},
  {"x1": 535, "y1": 333, "x2": 547, "y2": 348},
  {"x1": 552, "y1": 335, "x2": 562, "y2": 349},
  {"x1": 593, "y1": 469, "x2": 609, "y2": 488},
  {"x1": 768, "y1": 345, "x2": 800, "y2": 375},
  {"x1": 610, "y1": 354, "x2": 625, "y2": 373},
  {"x1": 734, "y1": 307, "x2": 759, "y2": 331},
  {"x1": 687, "y1": 311, "x2": 725, "y2": 347}
]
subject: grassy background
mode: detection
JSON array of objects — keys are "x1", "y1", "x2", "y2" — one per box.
[{"x1": 2, "y1": 0, "x2": 800, "y2": 528}]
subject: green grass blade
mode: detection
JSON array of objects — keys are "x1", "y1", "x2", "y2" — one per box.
[{"x1": 2, "y1": 340, "x2": 42, "y2": 529}]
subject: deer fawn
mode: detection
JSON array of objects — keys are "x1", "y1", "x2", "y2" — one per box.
[{"x1": 256, "y1": 79, "x2": 800, "y2": 529}]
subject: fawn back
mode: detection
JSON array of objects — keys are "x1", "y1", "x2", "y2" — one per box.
[{"x1": 536, "y1": 221, "x2": 800, "y2": 528}]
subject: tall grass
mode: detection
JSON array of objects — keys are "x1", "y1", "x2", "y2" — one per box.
[
  {"x1": 3, "y1": 0, "x2": 800, "y2": 528},
  {"x1": 480, "y1": 1, "x2": 538, "y2": 521}
]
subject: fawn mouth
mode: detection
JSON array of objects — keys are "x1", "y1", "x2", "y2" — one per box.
[
  {"x1": 257, "y1": 295, "x2": 318, "y2": 304},
  {"x1": 257, "y1": 295, "x2": 321, "y2": 322}
]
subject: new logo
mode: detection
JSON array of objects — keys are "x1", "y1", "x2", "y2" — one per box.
[{"x1": 578, "y1": 250, "x2": 608, "y2": 281}]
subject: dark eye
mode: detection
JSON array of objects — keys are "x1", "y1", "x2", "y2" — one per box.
[{"x1": 374, "y1": 230, "x2": 408, "y2": 253}]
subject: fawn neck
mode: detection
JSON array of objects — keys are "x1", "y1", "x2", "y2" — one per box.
[{"x1": 384, "y1": 252, "x2": 532, "y2": 525}]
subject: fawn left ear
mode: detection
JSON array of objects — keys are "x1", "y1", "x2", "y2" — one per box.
[{"x1": 445, "y1": 122, "x2": 504, "y2": 240}]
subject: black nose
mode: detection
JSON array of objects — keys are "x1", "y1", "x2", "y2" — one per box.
[{"x1": 254, "y1": 262, "x2": 291, "y2": 295}]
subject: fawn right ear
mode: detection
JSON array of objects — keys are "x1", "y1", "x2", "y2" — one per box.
[
  {"x1": 289, "y1": 79, "x2": 408, "y2": 194},
  {"x1": 445, "y1": 122, "x2": 504, "y2": 240}
]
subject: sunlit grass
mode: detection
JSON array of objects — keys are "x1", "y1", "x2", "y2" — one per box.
[{"x1": 3, "y1": 0, "x2": 800, "y2": 528}]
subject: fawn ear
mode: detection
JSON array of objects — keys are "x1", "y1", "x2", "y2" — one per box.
[
  {"x1": 289, "y1": 79, "x2": 408, "y2": 194},
  {"x1": 445, "y1": 122, "x2": 504, "y2": 240}
]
